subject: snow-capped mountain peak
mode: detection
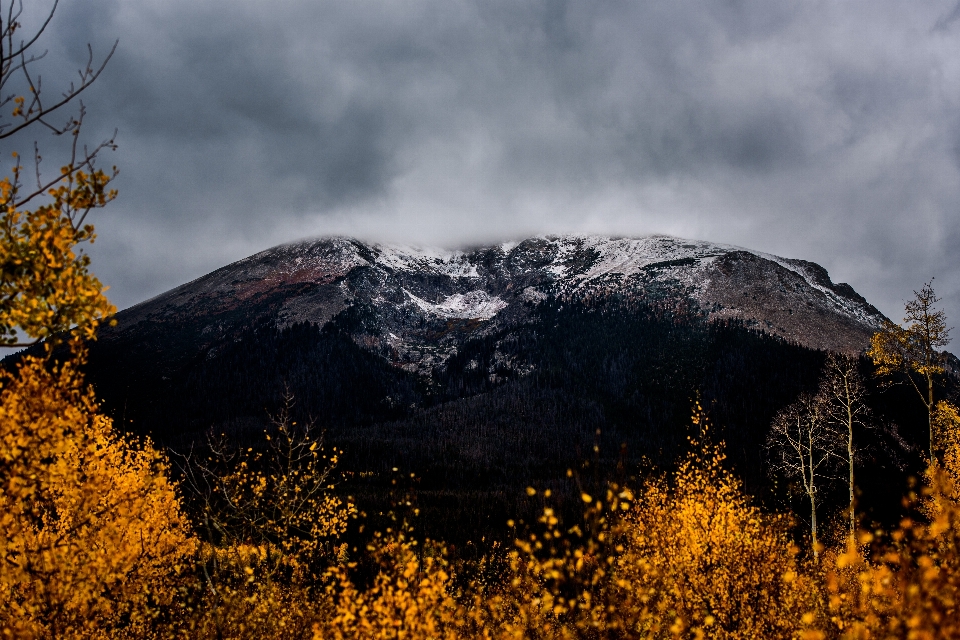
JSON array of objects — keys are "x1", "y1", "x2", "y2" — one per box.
[{"x1": 111, "y1": 234, "x2": 886, "y2": 376}]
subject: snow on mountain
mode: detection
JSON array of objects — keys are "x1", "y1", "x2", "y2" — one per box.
[
  {"x1": 374, "y1": 244, "x2": 481, "y2": 279},
  {"x1": 405, "y1": 289, "x2": 508, "y2": 320},
  {"x1": 109, "y1": 234, "x2": 887, "y2": 376}
]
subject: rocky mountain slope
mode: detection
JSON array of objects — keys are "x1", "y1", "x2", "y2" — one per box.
[{"x1": 113, "y1": 234, "x2": 885, "y2": 377}]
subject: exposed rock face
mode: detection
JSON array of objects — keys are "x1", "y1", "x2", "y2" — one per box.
[
  {"x1": 699, "y1": 251, "x2": 882, "y2": 353},
  {"x1": 108, "y1": 234, "x2": 885, "y2": 375}
]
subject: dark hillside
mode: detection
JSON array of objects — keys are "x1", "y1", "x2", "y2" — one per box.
[{"x1": 74, "y1": 294, "x2": 931, "y2": 543}]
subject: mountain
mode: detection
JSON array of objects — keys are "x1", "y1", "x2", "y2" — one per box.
[
  {"x1": 113, "y1": 234, "x2": 883, "y2": 363},
  {"x1": 78, "y1": 234, "x2": 924, "y2": 540}
]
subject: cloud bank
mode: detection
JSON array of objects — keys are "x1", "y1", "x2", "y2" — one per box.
[{"x1": 24, "y1": 0, "x2": 960, "y2": 328}]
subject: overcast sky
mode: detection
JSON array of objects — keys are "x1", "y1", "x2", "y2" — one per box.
[{"x1": 21, "y1": 0, "x2": 960, "y2": 328}]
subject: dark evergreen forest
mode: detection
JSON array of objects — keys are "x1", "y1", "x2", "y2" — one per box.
[{"x1": 62, "y1": 296, "x2": 941, "y2": 543}]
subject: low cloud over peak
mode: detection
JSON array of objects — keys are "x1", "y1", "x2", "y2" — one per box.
[{"x1": 27, "y1": 0, "x2": 960, "y2": 329}]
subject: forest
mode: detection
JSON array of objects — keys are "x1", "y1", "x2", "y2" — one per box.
[
  {"x1": 4, "y1": 3, "x2": 960, "y2": 638},
  {"x1": 79, "y1": 294, "x2": 942, "y2": 546},
  {"x1": 5, "y1": 309, "x2": 960, "y2": 638}
]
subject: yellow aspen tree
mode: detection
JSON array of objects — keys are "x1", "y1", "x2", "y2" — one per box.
[
  {"x1": 868, "y1": 280, "x2": 952, "y2": 462},
  {"x1": 622, "y1": 414, "x2": 816, "y2": 639},
  {"x1": 166, "y1": 392, "x2": 355, "y2": 639},
  {"x1": 476, "y1": 408, "x2": 816, "y2": 640},
  {"x1": 935, "y1": 400, "x2": 960, "y2": 478},
  {"x1": 0, "y1": 0, "x2": 118, "y2": 348},
  {"x1": 176, "y1": 393, "x2": 354, "y2": 601},
  {"x1": 0, "y1": 161, "x2": 117, "y2": 346},
  {"x1": 814, "y1": 403, "x2": 960, "y2": 638},
  {"x1": 0, "y1": 4, "x2": 201, "y2": 638},
  {"x1": 478, "y1": 485, "x2": 637, "y2": 639},
  {"x1": 315, "y1": 531, "x2": 461, "y2": 640},
  {"x1": 0, "y1": 354, "x2": 196, "y2": 638},
  {"x1": 820, "y1": 470, "x2": 960, "y2": 638}
]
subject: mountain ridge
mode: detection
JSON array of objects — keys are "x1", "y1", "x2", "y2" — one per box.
[{"x1": 112, "y1": 234, "x2": 886, "y2": 377}]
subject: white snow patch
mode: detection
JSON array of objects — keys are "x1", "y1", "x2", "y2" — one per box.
[
  {"x1": 374, "y1": 243, "x2": 479, "y2": 278},
  {"x1": 576, "y1": 236, "x2": 736, "y2": 280},
  {"x1": 519, "y1": 235, "x2": 736, "y2": 297},
  {"x1": 405, "y1": 289, "x2": 507, "y2": 320}
]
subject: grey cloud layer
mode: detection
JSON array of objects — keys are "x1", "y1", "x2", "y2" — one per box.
[{"x1": 30, "y1": 0, "x2": 960, "y2": 327}]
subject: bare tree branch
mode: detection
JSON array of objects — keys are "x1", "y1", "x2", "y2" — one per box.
[{"x1": 766, "y1": 392, "x2": 844, "y2": 560}]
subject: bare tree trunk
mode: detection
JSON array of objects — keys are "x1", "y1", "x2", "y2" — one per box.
[
  {"x1": 767, "y1": 391, "x2": 840, "y2": 563},
  {"x1": 821, "y1": 354, "x2": 868, "y2": 541},
  {"x1": 844, "y1": 375, "x2": 855, "y2": 540},
  {"x1": 847, "y1": 412, "x2": 855, "y2": 539},
  {"x1": 809, "y1": 489, "x2": 818, "y2": 561},
  {"x1": 806, "y1": 427, "x2": 819, "y2": 561},
  {"x1": 929, "y1": 371, "x2": 936, "y2": 462}
]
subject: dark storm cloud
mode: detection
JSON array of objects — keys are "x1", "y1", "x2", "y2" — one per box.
[{"x1": 21, "y1": 0, "x2": 960, "y2": 329}]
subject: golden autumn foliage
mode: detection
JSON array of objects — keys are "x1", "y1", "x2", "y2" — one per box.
[
  {"x1": 935, "y1": 400, "x2": 960, "y2": 481},
  {"x1": 316, "y1": 531, "x2": 461, "y2": 640},
  {"x1": 808, "y1": 403, "x2": 960, "y2": 640},
  {"x1": 817, "y1": 471, "x2": 960, "y2": 639},
  {"x1": 159, "y1": 399, "x2": 355, "y2": 639},
  {"x1": 0, "y1": 163, "x2": 117, "y2": 347},
  {"x1": 0, "y1": 5, "x2": 193, "y2": 635},
  {"x1": 619, "y1": 432, "x2": 816, "y2": 638},
  {"x1": 868, "y1": 281, "x2": 951, "y2": 461},
  {"x1": 2, "y1": 5, "x2": 953, "y2": 635},
  {"x1": 0, "y1": 352, "x2": 195, "y2": 638},
  {"x1": 180, "y1": 405, "x2": 820, "y2": 640},
  {"x1": 421, "y1": 409, "x2": 816, "y2": 640},
  {"x1": 142, "y1": 403, "x2": 960, "y2": 640},
  {"x1": 173, "y1": 574, "x2": 319, "y2": 640},
  {"x1": 179, "y1": 397, "x2": 355, "y2": 586},
  {"x1": 0, "y1": 0, "x2": 118, "y2": 348},
  {"x1": 0, "y1": 12, "x2": 171, "y2": 629},
  {"x1": 4, "y1": 348, "x2": 959, "y2": 640}
]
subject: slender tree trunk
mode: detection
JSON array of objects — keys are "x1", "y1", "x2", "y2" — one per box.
[
  {"x1": 809, "y1": 487, "x2": 818, "y2": 561},
  {"x1": 929, "y1": 371, "x2": 935, "y2": 462},
  {"x1": 806, "y1": 429, "x2": 819, "y2": 561},
  {"x1": 847, "y1": 404, "x2": 855, "y2": 539},
  {"x1": 842, "y1": 375, "x2": 856, "y2": 539}
]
